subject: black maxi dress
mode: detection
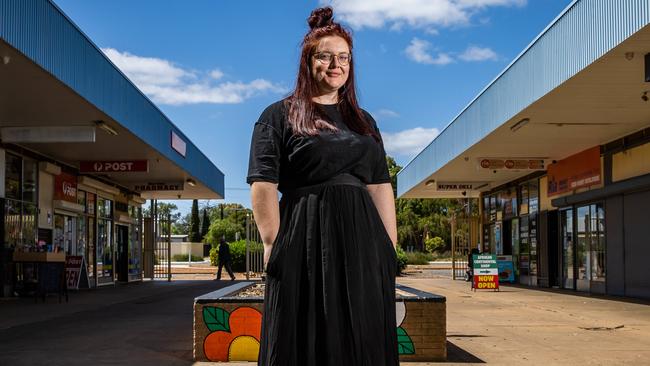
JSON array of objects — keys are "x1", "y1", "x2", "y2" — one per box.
[{"x1": 247, "y1": 101, "x2": 399, "y2": 366}]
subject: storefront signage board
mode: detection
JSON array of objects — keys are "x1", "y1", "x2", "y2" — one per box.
[
  {"x1": 436, "y1": 182, "x2": 487, "y2": 191},
  {"x1": 65, "y1": 256, "x2": 89, "y2": 290},
  {"x1": 54, "y1": 173, "x2": 78, "y2": 203},
  {"x1": 132, "y1": 182, "x2": 184, "y2": 192},
  {"x1": 79, "y1": 160, "x2": 148, "y2": 173},
  {"x1": 479, "y1": 158, "x2": 545, "y2": 171},
  {"x1": 473, "y1": 254, "x2": 499, "y2": 290},
  {"x1": 547, "y1": 146, "x2": 601, "y2": 197}
]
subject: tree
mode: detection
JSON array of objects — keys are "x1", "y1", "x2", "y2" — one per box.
[
  {"x1": 386, "y1": 155, "x2": 464, "y2": 252},
  {"x1": 189, "y1": 199, "x2": 201, "y2": 242},
  {"x1": 172, "y1": 213, "x2": 190, "y2": 235},
  {"x1": 200, "y1": 208, "x2": 210, "y2": 240},
  {"x1": 205, "y1": 219, "x2": 244, "y2": 245}
]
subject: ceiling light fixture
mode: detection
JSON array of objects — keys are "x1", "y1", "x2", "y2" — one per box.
[
  {"x1": 624, "y1": 52, "x2": 634, "y2": 61},
  {"x1": 186, "y1": 178, "x2": 196, "y2": 187},
  {"x1": 510, "y1": 118, "x2": 530, "y2": 132},
  {"x1": 425, "y1": 179, "x2": 436, "y2": 187},
  {"x1": 95, "y1": 120, "x2": 118, "y2": 136},
  {"x1": 2, "y1": 56, "x2": 10, "y2": 65}
]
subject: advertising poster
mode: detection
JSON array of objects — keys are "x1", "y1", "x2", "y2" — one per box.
[{"x1": 472, "y1": 254, "x2": 499, "y2": 291}]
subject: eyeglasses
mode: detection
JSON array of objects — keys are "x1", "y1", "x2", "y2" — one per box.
[{"x1": 313, "y1": 52, "x2": 352, "y2": 66}]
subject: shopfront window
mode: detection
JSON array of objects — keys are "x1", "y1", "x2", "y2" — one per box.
[
  {"x1": 3, "y1": 153, "x2": 38, "y2": 250},
  {"x1": 576, "y1": 205, "x2": 590, "y2": 291},
  {"x1": 96, "y1": 196, "x2": 114, "y2": 283},
  {"x1": 128, "y1": 205, "x2": 142, "y2": 277},
  {"x1": 561, "y1": 209, "x2": 574, "y2": 289},
  {"x1": 590, "y1": 204, "x2": 606, "y2": 282}
]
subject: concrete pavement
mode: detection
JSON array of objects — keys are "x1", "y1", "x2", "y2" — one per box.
[{"x1": 1, "y1": 273, "x2": 649, "y2": 365}]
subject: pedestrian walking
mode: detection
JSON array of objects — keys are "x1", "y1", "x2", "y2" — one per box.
[
  {"x1": 216, "y1": 237, "x2": 235, "y2": 281},
  {"x1": 247, "y1": 6, "x2": 399, "y2": 365}
]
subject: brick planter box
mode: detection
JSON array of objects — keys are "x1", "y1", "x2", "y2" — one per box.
[{"x1": 194, "y1": 282, "x2": 446, "y2": 362}]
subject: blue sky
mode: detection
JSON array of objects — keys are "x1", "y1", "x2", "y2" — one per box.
[{"x1": 53, "y1": 0, "x2": 572, "y2": 215}]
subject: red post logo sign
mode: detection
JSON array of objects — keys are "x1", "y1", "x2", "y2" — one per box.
[
  {"x1": 54, "y1": 173, "x2": 78, "y2": 203},
  {"x1": 79, "y1": 160, "x2": 148, "y2": 173}
]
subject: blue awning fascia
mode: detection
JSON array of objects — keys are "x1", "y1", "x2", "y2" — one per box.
[
  {"x1": 0, "y1": 0, "x2": 225, "y2": 197},
  {"x1": 397, "y1": 0, "x2": 650, "y2": 198}
]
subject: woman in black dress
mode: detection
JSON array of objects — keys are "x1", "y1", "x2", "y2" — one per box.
[{"x1": 247, "y1": 7, "x2": 399, "y2": 366}]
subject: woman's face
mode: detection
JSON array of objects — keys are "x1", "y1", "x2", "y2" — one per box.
[{"x1": 310, "y1": 36, "x2": 350, "y2": 95}]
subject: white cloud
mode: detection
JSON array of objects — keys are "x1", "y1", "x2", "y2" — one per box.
[
  {"x1": 381, "y1": 127, "x2": 440, "y2": 156},
  {"x1": 102, "y1": 48, "x2": 286, "y2": 105},
  {"x1": 376, "y1": 109, "x2": 400, "y2": 118},
  {"x1": 459, "y1": 46, "x2": 498, "y2": 61},
  {"x1": 209, "y1": 69, "x2": 225, "y2": 80},
  {"x1": 321, "y1": 0, "x2": 526, "y2": 30},
  {"x1": 405, "y1": 38, "x2": 453, "y2": 65}
]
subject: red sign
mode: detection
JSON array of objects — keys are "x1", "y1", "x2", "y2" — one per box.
[
  {"x1": 54, "y1": 173, "x2": 77, "y2": 203},
  {"x1": 474, "y1": 275, "x2": 499, "y2": 290},
  {"x1": 65, "y1": 256, "x2": 84, "y2": 289},
  {"x1": 79, "y1": 160, "x2": 148, "y2": 173},
  {"x1": 547, "y1": 146, "x2": 601, "y2": 197}
]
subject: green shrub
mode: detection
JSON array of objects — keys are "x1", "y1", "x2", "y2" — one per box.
[
  {"x1": 209, "y1": 247, "x2": 219, "y2": 266},
  {"x1": 395, "y1": 245, "x2": 408, "y2": 275},
  {"x1": 172, "y1": 254, "x2": 204, "y2": 262},
  {"x1": 210, "y1": 240, "x2": 263, "y2": 272},
  {"x1": 405, "y1": 251, "x2": 433, "y2": 265},
  {"x1": 425, "y1": 236, "x2": 445, "y2": 254}
]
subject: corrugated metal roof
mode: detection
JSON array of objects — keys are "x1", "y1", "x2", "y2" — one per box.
[
  {"x1": 397, "y1": 0, "x2": 650, "y2": 198},
  {"x1": 0, "y1": 0, "x2": 224, "y2": 197}
]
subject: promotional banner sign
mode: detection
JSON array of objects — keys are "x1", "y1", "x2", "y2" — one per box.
[
  {"x1": 473, "y1": 254, "x2": 499, "y2": 291},
  {"x1": 79, "y1": 160, "x2": 148, "y2": 173},
  {"x1": 65, "y1": 256, "x2": 89, "y2": 290},
  {"x1": 547, "y1": 146, "x2": 601, "y2": 197}
]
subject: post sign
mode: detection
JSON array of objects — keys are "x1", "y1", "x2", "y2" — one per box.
[
  {"x1": 79, "y1": 160, "x2": 148, "y2": 173},
  {"x1": 65, "y1": 256, "x2": 89, "y2": 290},
  {"x1": 473, "y1": 254, "x2": 499, "y2": 291}
]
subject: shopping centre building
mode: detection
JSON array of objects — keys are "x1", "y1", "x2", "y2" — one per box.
[
  {"x1": 398, "y1": 0, "x2": 650, "y2": 299},
  {"x1": 0, "y1": 0, "x2": 224, "y2": 295}
]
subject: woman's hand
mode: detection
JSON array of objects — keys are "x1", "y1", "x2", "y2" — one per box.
[
  {"x1": 367, "y1": 182, "x2": 397, "y2": 248},
  {"x1": 251, "y1": 181, "x2": 281, "y2": 270}
]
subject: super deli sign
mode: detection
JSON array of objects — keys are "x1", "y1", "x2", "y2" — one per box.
[{"x1": 79, "y1": 160, "x2": 148, "y2": 173}]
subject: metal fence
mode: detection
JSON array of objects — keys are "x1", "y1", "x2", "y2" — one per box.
[
  {"x1": 451, "y1": 216, "x2": 480, "y2": 280},
  {"x1": 245, "y1": 214, "x2": 265, "y2": 280}
]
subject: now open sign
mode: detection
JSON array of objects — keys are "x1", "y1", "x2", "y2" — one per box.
[
  {"x1": 79, "y1": 160, "x2": 148, "y2": 173},
  {"x1": 472, "y1": 254, "x2": 499, "y2": 291}
]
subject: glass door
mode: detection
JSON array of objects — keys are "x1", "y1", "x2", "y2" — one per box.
[
  {"x1": 560, "y1": 209, "x2": 574, "y2": 289},
  {"x1": 576, "y1": 206, "x2": 591, "y2": 292}
]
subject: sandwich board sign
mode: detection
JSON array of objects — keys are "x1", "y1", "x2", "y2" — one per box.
[
  {"x1": 472, "y1": 254, "x2": 499, "y2": 291},
  {"x1": 65, "y1": 256, "x2": 90, "y2": 290}
]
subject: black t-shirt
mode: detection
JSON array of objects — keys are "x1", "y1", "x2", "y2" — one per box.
[{"x1": 246, "y1": 100, "x2": 391, "y2": 193}]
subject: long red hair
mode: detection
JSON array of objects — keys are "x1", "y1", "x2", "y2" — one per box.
[{"x1": 285, "y1": 7, "x2": 378, "y2": 140}]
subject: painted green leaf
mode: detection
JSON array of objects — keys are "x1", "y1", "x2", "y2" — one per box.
[
  {"x1": 203, "y1": 306, "x2": 230, "y2": 332},
  {"x1": 397, "y1": 327, "x2": 415, "y2": 355}
]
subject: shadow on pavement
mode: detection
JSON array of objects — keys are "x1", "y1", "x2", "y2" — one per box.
[{"x1": 446, "y1": 340, "x2": 485, "y2": 363}]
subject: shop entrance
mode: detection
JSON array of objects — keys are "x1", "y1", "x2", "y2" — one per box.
[
  {"x1": 560, "y1": 204, "x2": 605, "y2": 293},
  {"x1": 116, "y1": 225, "x2": 129, "y2": 282}
]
